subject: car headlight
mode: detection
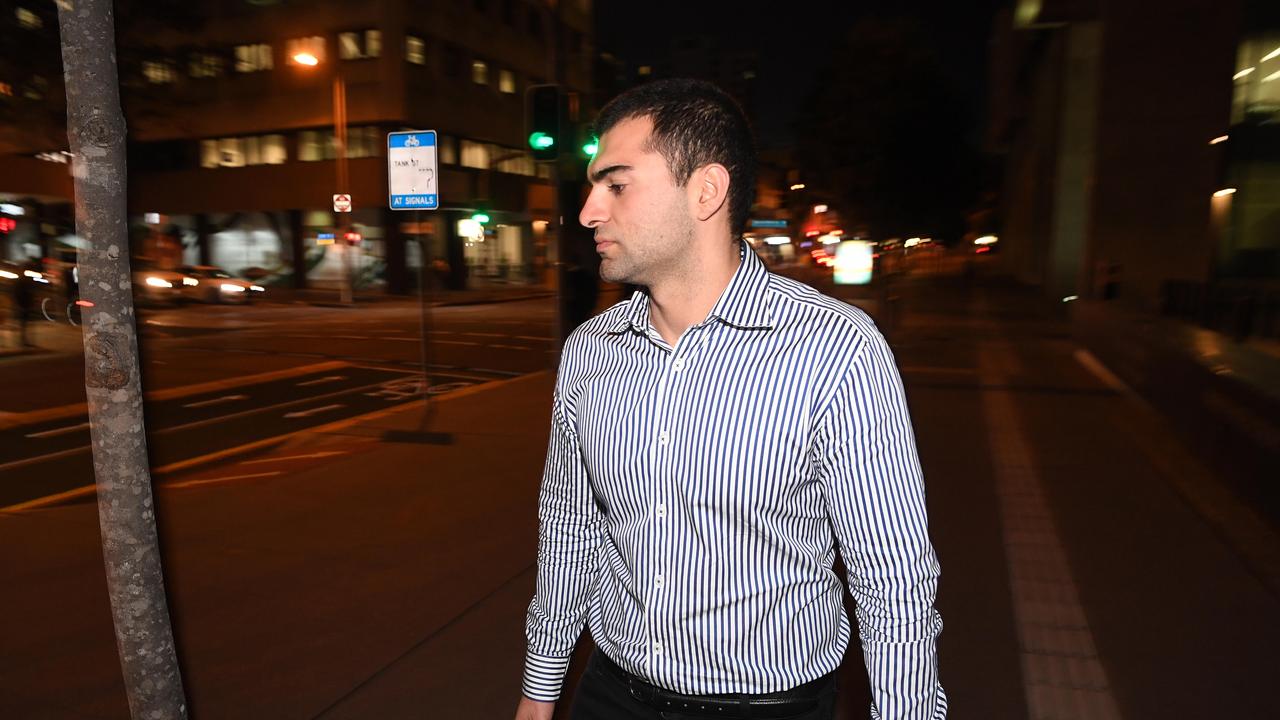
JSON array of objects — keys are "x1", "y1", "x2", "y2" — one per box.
[
  {"x1": 249, "y1": 285, "x2": 265, "y2": 292},
  {"x1": 220, "y1": 283, "x2": 246, "y2": 293},
  {"x1": 0, "y1": 270, "x2": 18, "y2": 280},
  {"x1": 145, "y1": 276, "x2": 173, "y2": 288},
  {"x1": 183, "y1": 277, "x2": 199, "y2": 286}
]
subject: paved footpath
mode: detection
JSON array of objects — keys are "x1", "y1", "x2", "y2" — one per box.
[{"x1": 1, "y1": 274, "x2": 1276, "y2": 719}]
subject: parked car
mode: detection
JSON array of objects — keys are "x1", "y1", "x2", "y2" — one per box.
[
  {"x1": 178, "y1": 265, "x2": 265, "y2": 304},
  {"x1": 132, "y1": 268, "x2": 187, "y2": 306}
]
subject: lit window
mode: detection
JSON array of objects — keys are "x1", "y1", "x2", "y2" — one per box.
[
  {"x1": 472, "y1": 60, "x2": 489, "y2": 86},
  {"x1": 189, "y1": 53, "x2": 224, "y2": 78},
  {"x1": 499, "y1": 69, "x2": 516, "y2": 94},
  {"x1": 638, "y1": 65, "x2": 652, "y2": 76},
  {"x1": 261, "y1": 134, "x2": 287, "y2": 164},
  {"x1": 235, "y1": 44, "x2": 274, "y2": 72},
  {"x1": 497, "y1": 149, "x2": 535, "y2": 176},
  {"x1": 16, "y1": 7, "x2": 41, "y2": 30},
  {"x1": 201, "y1": 140, "x2": 220, "y2": 168},
  {"x1": 218, "y1": 138, "x2": 245, "y2": 167},
  {"x1": 460, "y1": 139, "x2": 490, "y2": 169},
  {"x1": 143, "y1": 61, "x2": 177, "y2": 84},
  {"x1": 339, "y1": 30, "x2": 381, "y2": 60},
  {"x1": 406, "y1": 36, "x2": 426, "y2": 65},
  {"x1": 299, "y1": 130, "x2": 335, "y2": 161},
  {"x1": 286, "y1": 37, "x2": 325, "y2": 65}
]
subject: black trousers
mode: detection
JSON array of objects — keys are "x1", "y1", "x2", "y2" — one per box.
[{"x1": 569, "y1": 652, "x2": 837, "y2": 720}]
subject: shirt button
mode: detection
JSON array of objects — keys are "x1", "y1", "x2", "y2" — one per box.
[
  {"x1": 655, "y1": 573, "x2": 664, "y2": 589},
  {"x1": 659, "y1": 431, "x2": 669, "y2": 446},
  {"x1": 653, "y1": 641, "x2": 663, "y2": 655},
  {"x1": 656, "y1": 503, "x2": 666, "y2": 519},
  {"x1": 673, "y1": 358, "x2": 685, "y2": 371}
]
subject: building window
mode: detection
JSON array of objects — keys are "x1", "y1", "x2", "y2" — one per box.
[
  {"x1": 499, "y1": 69, "x2": 516, "y2": 94},
  {"x1": 285, "y1": 37, "x2": 325, "y2": 65},
  {"x1": 460, "y1": 139, "x2": 490, "y2": 169},
  {"x1": 143, "y1": 61, "x2": 177, "y2": 84},
  {"x1": 189, "y1": 53, "x2": 224, "y2": 79},
  {"x1": 444, "y1": 45, "x2": 464, "y2": 79},
  {"x1": 406, "y1": 35, "x2": 426, "y2": 65},
  {"x1": 339, "y1": 30, "x2": 381, "y2": 60},
  {"x1": 235, "y1": 43, "x2": 273, "y2": 72},
  {"x1": 527, "y1": 8, "x2": 542, "y2": 40},
  {"x1": 471, "y1": 60, "x2": 489, "y2": 86},
  {"x1": 638, "y1": 65, "x2": 652, "y2": 77},
  {"x1": 16, "y1": 7, "x2": 41, "y2": 30},
  {"x1": 1233, "y1": 34, "x2": 1280, "y2": 125},
  {"x1": 300, "y1": 127, "x2": 381, "y2": 161},
  {"x1": 438, "y1": 135, "x2": 457, "y2": 165},
  {"x1": 496, "y1": 149, "x2": 535, "y2": 176},
  {"x1": 202, "y1": 135, "x2": 287, "y2": 168}
]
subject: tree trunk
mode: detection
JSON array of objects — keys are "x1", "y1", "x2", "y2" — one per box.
[{"x1": 56, "y1": 1, "x2": 189, "y2": 718}]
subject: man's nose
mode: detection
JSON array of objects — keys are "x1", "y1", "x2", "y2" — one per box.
[{"x1": 579, "y1": 186, "x2": 607, "y2": 229}]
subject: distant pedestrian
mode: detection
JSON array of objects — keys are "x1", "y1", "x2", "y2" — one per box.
[
  {"x1": 12, "y1": 261, "x2": 36, "y2": 347},
  {"x1": 516, "y1": 79, "x2": 945, "y2": 720}
]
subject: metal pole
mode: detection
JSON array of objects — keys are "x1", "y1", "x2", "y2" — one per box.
[{"x1": 335, "y1": 74, "x2": 353, "y2": 305}]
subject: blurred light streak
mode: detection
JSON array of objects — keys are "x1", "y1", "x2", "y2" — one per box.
[
  {"x1": 1233, "y1": 67, "x2": 1254, "y2": 80},
  {"x1": 293, "y1": 52, "x2": 319, "y2": 66},
  {"x1": 1213, "y1": 188, "x2": 1237, "y2": 197},
  {"x1": 789, "y1": 183, "x2": 805, "y2": 190},
  {"x1": 1209, "y1": 135, "x2": 1229, "y2": 145},
  {"x1": 764, "y1": 235, "x2": 790, "y2": 246}
]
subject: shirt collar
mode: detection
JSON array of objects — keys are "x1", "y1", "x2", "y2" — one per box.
[{"x1": 608, "y1": 242, "x2": 774, "y2": 335}]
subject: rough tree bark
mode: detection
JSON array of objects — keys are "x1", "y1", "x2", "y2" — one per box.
[{"x1": 56, "y1": 1, "x2": 189, "y2": 718}]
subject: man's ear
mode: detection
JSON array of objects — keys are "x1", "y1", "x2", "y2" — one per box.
[{"x1": 691, "y1": 163, "x2": 730, "y2": 222}]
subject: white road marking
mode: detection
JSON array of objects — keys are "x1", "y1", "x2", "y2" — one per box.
[
  {"x1": 283, "y1": 403, "x2": 346, "y2": 419},
  {"x1": 980, "y1": 343, "x2": 1122, "y2": 720},
  {"x1": 169, "y1": 471, "x2": 282, "y2": 488},
  {"x1": 25, "y1": 422, "x2": 90, "y2": 439},
  {"x1": 1072, "y1": 349, "x2": 1130, "y2": 393},
  {"x1": 182, "y1": 394, "x2": 249, "y2": 409},
  {"x1": 296, "y1": 375, "x2": 348, "y2": 387},
  {"x1": 240, "y1": 450, "x2": 349, "y2": 465}
]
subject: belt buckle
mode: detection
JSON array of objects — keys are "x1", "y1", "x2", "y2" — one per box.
[{"x1": 627, "y1": 677, "x2": 654, "y2": 704}]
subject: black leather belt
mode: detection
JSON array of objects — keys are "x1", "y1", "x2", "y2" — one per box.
[{"x1": 594, "y1": 651, "x2": 833, "y2": 719}]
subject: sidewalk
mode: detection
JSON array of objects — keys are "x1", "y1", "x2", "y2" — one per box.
[{"x1": 2, "y1": 272, "x2": 1278, "y2": 719}]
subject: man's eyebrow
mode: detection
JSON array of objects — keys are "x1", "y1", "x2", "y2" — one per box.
[{"x1": 589, "y1": 164, "x2": 632, "y2": 184}]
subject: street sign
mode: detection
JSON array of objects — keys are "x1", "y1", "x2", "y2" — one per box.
[
  {"x1": 317, "y1": 232, "x2": 335, "y2": 246},
  {"x1": 333, "y1": 194, "x2": 352, "y2": 213},
  {"x1": 387, "y1": 130, "x2": 439, "y2": 210},
  {"x1": 750, "y1": 219, "x2": 788, "y2": 228}
]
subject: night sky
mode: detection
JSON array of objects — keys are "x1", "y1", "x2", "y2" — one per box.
[{"x1": 594, "y1": 0, "x2": 1004, "y2": 149}]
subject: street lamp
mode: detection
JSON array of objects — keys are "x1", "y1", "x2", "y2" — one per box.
[{"x1": 293, "y1": 50, "x2": 353, "y2": 305}]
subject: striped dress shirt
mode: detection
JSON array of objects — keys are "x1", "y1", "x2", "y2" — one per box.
[{"x1": 524, "y1": 244, "x2": 946, "y2": 719}]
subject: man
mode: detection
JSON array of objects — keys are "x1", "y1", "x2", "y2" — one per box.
[{"x1": 517, "y1": 79, "x2": 945, "y2": 720}]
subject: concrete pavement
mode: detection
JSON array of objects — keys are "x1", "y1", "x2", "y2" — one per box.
[{"x1": 1, "y1": 271, "x2": 1278, "y2": 719}]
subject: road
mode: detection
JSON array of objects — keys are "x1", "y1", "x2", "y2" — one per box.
[
  {"x1": 2, "y1": 265, "x2": 1277, "y2": 719},
  {"x1": 0, "y1": 293, "x2": 588, "y2": 510}
]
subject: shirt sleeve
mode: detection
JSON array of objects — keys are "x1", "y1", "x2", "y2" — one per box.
[
  {"x1": 521, "y1": 387, "x2": 606, "y2": 702},
  {"x1": 815, "y1": 327, "x2": 947, "y2": 720}
]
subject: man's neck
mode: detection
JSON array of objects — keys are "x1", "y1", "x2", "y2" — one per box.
[{"x1": 647, "y1": 241, "x2": 741, "y2": 347}]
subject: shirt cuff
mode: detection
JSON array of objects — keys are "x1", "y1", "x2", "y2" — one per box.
[{"x1": 522, "y1": 651, "x2": 573, "y2": 702}]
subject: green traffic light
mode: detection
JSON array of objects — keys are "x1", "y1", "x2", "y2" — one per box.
[
  {"x1": 582, "y1": 139, "x2": 599, "y2": 157},
  {"x1": 529, "y1": 132, "x2": 555, "y2": 150},
  {"x1": 471, "y1": 213, "x2": 490, "y2": 224}
]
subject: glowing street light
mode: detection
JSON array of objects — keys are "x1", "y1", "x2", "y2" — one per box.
[{"x1": 292, "y1": 52, "x2": 319, "y2": 66}]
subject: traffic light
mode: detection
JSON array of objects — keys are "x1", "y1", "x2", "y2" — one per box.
[{"x1": 526, "y1": 84, "x2": 561, "y2": 161}]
